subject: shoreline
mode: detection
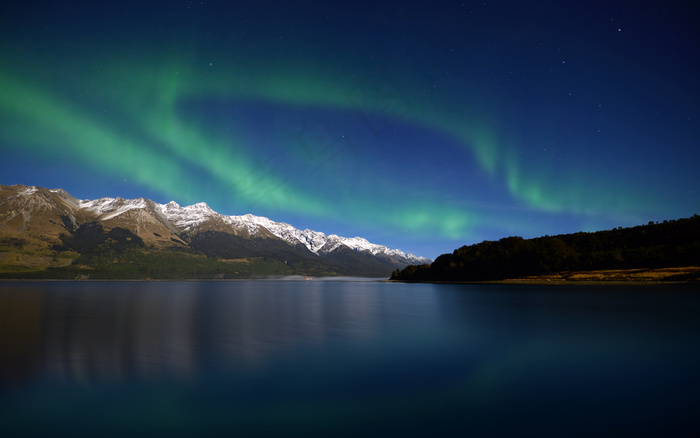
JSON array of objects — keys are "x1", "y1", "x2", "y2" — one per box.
[
  {"x1": 501, "y1": 266, "x2": 700, "y2": 284},
  {"x1": 2, "y1": 267, "x2": 699, "y2": 284},
  {"x1": 391, "y1": 266, "x2": 700, "y2": 285}
]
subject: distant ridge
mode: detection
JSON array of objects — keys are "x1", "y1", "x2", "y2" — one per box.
[
  {"x1": 391, "y1": 215, "x2": 700, "y2": 283},
  {"x1": 0, "y1": 184, "x2": 431, "y2": 279}
]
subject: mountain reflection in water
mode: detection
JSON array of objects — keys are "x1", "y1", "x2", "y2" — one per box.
[{"x1": 1, "y1": 280, "x2": 440, "y2": 386}]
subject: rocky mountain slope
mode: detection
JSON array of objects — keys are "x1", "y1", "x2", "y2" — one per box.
[{"x1": 0, "y1": 184, "x2": 430, "y2": 279}]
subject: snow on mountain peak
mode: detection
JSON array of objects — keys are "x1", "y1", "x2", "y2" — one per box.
[
  {"x1": 68, "y1": 193, "x2": 431, "y2": 263},
  {"x1": 18, "y1": 185, "x2": 38, "y2": 196},
  {"x1": 218, "y1": 212, "x2": 430, "y2": 262},
  {"x1": 79, "y1": 196, "x2": 149, "y2": 220},
  {"x1": 155, "y1": 200, "x2": 222, "y2": 232}
]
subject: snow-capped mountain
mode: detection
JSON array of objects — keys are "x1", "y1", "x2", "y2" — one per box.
[
  {"x1": 77, "y1": 194, "x2": 429, "y2": 264},
  {"x1": 1, "y1": 184, "x2": 431, "y2": 278},
  {"x1": 225, "y1": 213, "x2": 430, "y2": 264}
]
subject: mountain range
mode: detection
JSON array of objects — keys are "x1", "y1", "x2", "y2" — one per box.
[{"x1": 0, "y1": 184, "x2": 431, "y2": 279}]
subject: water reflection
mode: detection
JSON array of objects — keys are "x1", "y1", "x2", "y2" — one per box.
[
  {"x1": 1, "y1": 281, "x2": 698, "y2": 437},
  {"x1": 0, "y1": 281, "x2": 442, "y2": 387}
]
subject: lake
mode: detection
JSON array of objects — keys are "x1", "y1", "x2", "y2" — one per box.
[{"x1": 1, "y1": 280, "x2": 699, "y2": 437}]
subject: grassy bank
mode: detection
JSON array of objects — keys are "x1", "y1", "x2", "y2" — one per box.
[{"x1": 499, "y1": 266, "x2": 700, "y2": 284}]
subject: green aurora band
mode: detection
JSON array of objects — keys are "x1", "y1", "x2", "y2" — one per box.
[{"x1": 0, "y1": 49, "x2": 668, "y2": 242}]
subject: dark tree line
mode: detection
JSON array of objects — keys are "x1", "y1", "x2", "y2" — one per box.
[{"x1": 391, "y1": 215, "x2": 700, "y2": 282}]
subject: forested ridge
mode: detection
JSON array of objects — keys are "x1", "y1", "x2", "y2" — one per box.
[{"x1": 391, "y1": 215, "x2": 700, "y2": 282}]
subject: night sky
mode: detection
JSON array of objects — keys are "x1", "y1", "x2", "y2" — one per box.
[{"x1": 1, "y1": 1, "x2": 698, "y2": 259}]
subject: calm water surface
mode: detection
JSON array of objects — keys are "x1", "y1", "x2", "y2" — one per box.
[{"x1": 1, "y1": 280, "x2": 699, "y2": 437}]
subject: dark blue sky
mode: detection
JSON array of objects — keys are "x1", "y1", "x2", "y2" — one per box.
[{"x1": 1, "y1": 1, "x2": 698, "y2": 258}]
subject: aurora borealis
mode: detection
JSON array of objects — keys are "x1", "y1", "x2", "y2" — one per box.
[{"x1": 1, "y1": 1, "x2": 698, "y2": 258}]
